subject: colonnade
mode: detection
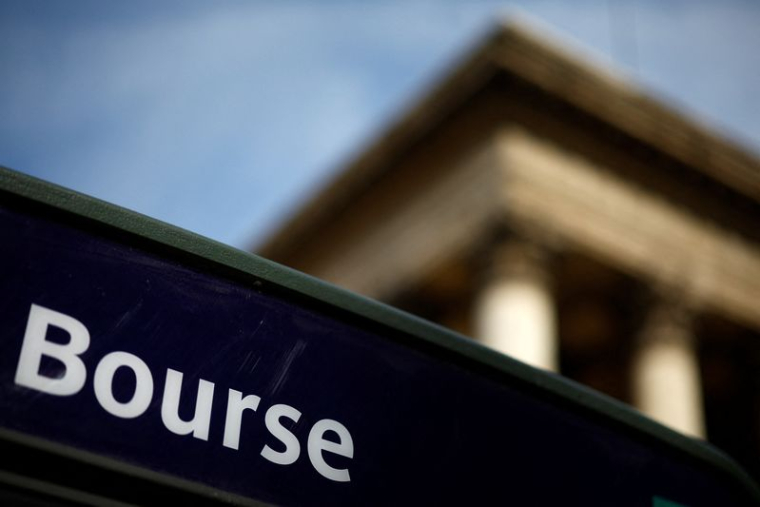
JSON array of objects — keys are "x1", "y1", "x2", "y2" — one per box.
[{"x1": 474, "y1": 240, "x2": 705, "y2": 438}]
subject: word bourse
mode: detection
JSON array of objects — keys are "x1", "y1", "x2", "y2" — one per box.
[{"x1": 13, "y1": 303, "x2": 354, "y2": 482}]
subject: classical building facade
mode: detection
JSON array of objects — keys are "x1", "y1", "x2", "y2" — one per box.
[{"x1": 256, "y1": 23, "x2": 760, "y2": 478}]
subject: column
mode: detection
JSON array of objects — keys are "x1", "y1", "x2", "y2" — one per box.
[
  {"x1": 475, "y1": 241, "x2": 558, "y2": 371},
  {"x1": 632, "y1": 299, "x2": 705, "y2": 438}
]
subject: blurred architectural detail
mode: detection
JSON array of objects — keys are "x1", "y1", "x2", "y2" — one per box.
[
  {"x1": 256, "y1": 22, "x2": 760, "y2": 477},
  {"x1": 632, "y1": 299, "x2": 705, "y2": 437},
  {"x1": 475, "y1": 240, "x2": 557, "y2": 371}
]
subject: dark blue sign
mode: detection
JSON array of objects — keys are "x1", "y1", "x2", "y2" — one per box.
[{"x1": 0, "y1": 197, "x2": 755, "y2": 506}]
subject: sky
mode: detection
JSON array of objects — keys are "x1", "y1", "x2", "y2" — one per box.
[{"x1": 1, "y1": 0, "x2": 759, "y2": 250}]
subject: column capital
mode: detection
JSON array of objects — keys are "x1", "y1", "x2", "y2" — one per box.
[
  {"x1": 638, "y1": 292, "x2": 695, "y2": 346},
  {"x1": 486, "y1": 238, "x2": 553, "y2": 286}
]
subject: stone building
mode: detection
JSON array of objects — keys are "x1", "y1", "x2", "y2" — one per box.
[{"x1": 256, "y1": 23, "x2": 760, "y2": 478}]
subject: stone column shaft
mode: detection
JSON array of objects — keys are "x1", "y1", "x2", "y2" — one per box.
[
  {"x1": 475, "y1": 242, "x2": 557, "y2": 371},
  {"x1": 632, "y1": 301, "x2": 705, "y2": 438}
]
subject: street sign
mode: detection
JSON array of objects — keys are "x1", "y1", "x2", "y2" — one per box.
[{"x1": 0, "y1": 166, "x2": 757, "y2": 506}]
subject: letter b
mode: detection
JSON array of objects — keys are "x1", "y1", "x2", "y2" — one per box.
[{"x1": 15, "y1": 304, "x2": 90, "y2": 396}]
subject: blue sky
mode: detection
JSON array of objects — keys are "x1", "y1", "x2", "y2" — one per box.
[{"x1": 2, "y1": 1, "x2": 759, "y2": 249}]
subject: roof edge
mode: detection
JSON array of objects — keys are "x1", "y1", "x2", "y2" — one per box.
[{"x1": 256, "y1": 20, "x2": 760, "y2": 259}]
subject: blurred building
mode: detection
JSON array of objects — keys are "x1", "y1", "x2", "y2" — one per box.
[{"x1": 256, "y1": 23, "x2": 760, "y2": 478}]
